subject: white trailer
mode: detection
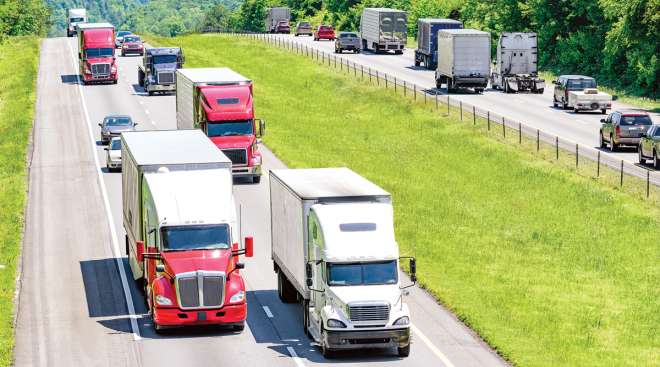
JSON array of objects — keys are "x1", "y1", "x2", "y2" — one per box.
[
  {"x1": 265, "y1": 7, "x2": 290, "y2": 33},
  {"x1": 121, "y1": 130, "x2": 233, "y2": 280},
  {"x1": 435, "y1": 29, "x2": 490, "y2": 93},
  {"x1": 490, "y1": 32, "x2": 545, "y2": 93},
  {"x1": 568, "y1": 89, "x2": 612, "y2": 114},
  {"x1": 360, "y1": 8, "x2": 407, "y2": 54},
  {"x1": 67, "y1": 8, "x2": 87, "y2": 37},
  {"x1": 270, "y1": 167, "x2": 417, "y2": 358}
]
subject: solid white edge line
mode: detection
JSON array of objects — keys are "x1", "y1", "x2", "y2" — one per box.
[
  {"x1": 262, "y1": 305, "x2": 274, "y2": 318},
  {"x1": 66, "y1": 39, "x2": 142, "y2": 341},
  {"x1": 286, "y1": 346, "x2": 305, "y2": 367},
  {"x1": 411, "y1": 324, "x2": 454, "y2": 367}
]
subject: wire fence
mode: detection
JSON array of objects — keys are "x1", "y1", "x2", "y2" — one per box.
[{"x1": 219, "y1": 31, "x2": 660, "y2": 199}]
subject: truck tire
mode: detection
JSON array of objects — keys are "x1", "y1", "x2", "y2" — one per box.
[
  {"x1": 574, "y1": 108, "x2": 579, "y2": 113},
  {"x1": 302, "y1": 299, "x2": 311, "y2": 337},
  {"x1": 277, "y1": 271, "x2": 297, "y2": 303},
  {"x1": 138, "y1": 69, "x2": 145, "y2": 87},
  {"x1": 536, "y1": 88, "x2": 544, "y2": 94},
  {"x1": 414, "y1": 59, "x2": 420, "y2": 67},
  {"x1": 394, "y1": 50, "x2": 403, "y2": 55},
  {"x1": 362, "y1": 39, "x2": 368, "y2": 51},
  {"x1": 562, "y1": 99, "x2": 568, "y2": 110},
  {"x1": 321, "y1": 331, "x2": 334, "y2": 359},
  {"x1": 397, "y1": 344, "x2": 410, "y2": 357},
  {"x1": 252, "y1": 175, "x2": 261, "y2": 184},
  {"x1": 232, "y1": 321, "x2": 245, "y2": 332}
]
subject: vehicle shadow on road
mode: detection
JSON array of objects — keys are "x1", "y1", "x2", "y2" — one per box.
[
  {"x1": 131, "y1": 84, "x2": 147, "y2": 96},
  {"x1": 61, "y1": 74, "x2": 81, "y2": 85}
]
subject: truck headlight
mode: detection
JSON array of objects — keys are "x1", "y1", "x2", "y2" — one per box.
[
  {"x1": 327, "y1": 319, "x2": 346, "y2": 328},
  {"x1": 155, "y1": 295, "x2": 173, "y2": 306},
  {"x1": 229, "y1": 290, "x2": 245, "y2": 304},
  {"x1": 393, "y1": 316, "x2": 410, "y2": 326},
  {"x1": 84, "y1": 66, "x2": 91, "y2": 74},
  {"x1": 111, "y1": 65, "x2": 117, "y2": 73}
]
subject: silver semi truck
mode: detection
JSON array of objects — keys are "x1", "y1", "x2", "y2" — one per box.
[
  {"x1": 490, "y1": 32, "x2": 545, "y2": 94},
  {"x1": 360, "y1": 8, "x2": 407, "y2": 54},
  {"x1": 435, "y1": 29, "x2": 490, "y2": 93},
  {"x1": 138, "y1": 47, "x2": 184, "y2": 95}
]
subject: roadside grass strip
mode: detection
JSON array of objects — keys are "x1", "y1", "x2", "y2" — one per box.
[
  {"x1": 0, "y1": 37, "x2": 40, "y2": 367},
  {"x1": 148, "y1": 34, "x2": 659, "y2": 367}
]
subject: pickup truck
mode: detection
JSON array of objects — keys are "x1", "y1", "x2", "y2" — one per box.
[
  {"x1": 552, "y1": 75, "x2": 612, "y2": 113},
  {"x1": 335, "y1": 32, "x2": 360, "y2": 53}
]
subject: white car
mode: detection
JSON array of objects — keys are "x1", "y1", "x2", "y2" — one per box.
[{"x1": 105, "y1": 137, "x2": 122, "y2": 171}]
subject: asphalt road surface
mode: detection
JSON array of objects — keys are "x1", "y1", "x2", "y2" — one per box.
[{"x1": 14, "y1": 37, "x2": 508, "y2": 366}]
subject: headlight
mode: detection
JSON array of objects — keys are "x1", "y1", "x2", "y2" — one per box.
[
  {"x1": 84, "y1": 66, "x2": 91, "y2": 74},
  {"x1": 327, "y1": 319, "x2": 346, "y2": 328},
  {"x1": 111, "y1": 65, "x2": 117, "y2": 72},
  {"x1": 229, "y1": 290, "x2": 245, "y2": 304},
  {"x1": 155, "y1": 295, "x2": 173, "y2": 306},
  {"x1": 393, "y1": 316, "x2": 410, "y2": 326}
]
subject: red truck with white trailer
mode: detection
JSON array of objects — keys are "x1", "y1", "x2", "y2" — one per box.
[
  {"x1": 176, "y1": 68, "x2": 265, "y2": 183},
  {"x1": 77, "y1": 23, "x2": 118, "y2": 84},
  {"x1": 122, "y1": 130, "x2": 254, "y2": 332}
]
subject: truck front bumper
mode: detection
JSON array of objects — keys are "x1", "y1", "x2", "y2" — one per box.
[
  {"x1": 325, "y1": 327, "x2": 410, "y2": 350},
  {"x1": 153, "y1": 303, "x2": 246, "y2": 327},
  {"x1": 232, "y1": 164, "x2": 262, "y2": 178},
  {"x1": 146, "y1": 83, "x2": 176, "y2": 92},
  {"x1": 82, "y1": 72, "x2": 118, "y2": 83}
]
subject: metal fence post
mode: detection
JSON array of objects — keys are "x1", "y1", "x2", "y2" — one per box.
[
  {"x1": 597, "y1": 151, "x2": 601, "y2": 177},
  {"x1": 502, "y1": 117, "x2": 506, "y2": 138},
  {"x1": 447, "y1": 95, "x2": 450, "y2": 115},
  {"x1": 519, "y1": 123, "x2": 522, "y2": 144},
  {"x1": 620, "y1": 160, "x2": 624, "y2": 186},
  {"x1": 394, "y1": 77, "x2": 397, "y2": 92},
  {"x1": 435, "y1": 94, "x2": 438, "y2": 110},
  {"x1": 536, "y1": 129, "x2": 540, "y2": 151},
  {"x1": 414, "y1": 85, "x2": 417, "y2": 101},
  {"x1": 487, "y1": 111, "x2": 490, "y2": 130},
  {"x1": 555, "y1": 137, "x2": 559, "y2": 159},
  {"x1": 473, "y1": 106, "x2": 476, "y2": 125},
  {"x1": 460, "y1": 101, "x2": 463, "y2": 121},
  {"x1": 361, "y1": 65, "x2": 363, "y2": 79},
  {"x1": 376, "y1": 71, "x2": 379, "y2": 86},
  {"x1": 575, "y1": 144, "x2": 579, "y2": 168},
  {"x1": 404, "y1": 81, "x2": 406, "y2": 96},
  {"x1": 647, "y1": 170, "x2": 650, "y2": 197},
  {"x1": 369, "y1": 68, "x2": 372, "y2": 83}
]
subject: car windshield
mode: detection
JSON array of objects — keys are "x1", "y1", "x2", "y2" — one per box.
[
  {"x1": 299, "y1": 22, "x2": 310, "y2": 27},
  {"x1": 320, "y1": 26, "x2": 332, "y2": 31},
  {"x1": 567, "y1": 79, "x2": 596, "y2": 89},
  {"x1": 110, "y1": 139, "x2": 122, "y2": 150},
  {"x1": 162, "y1": 224, "x2": 231, "y2": 251},
  {"x1": 620, "y1": 115, "x2": 652, "y2": 126},
  {"x1": 70, "y1": 17, "x2": 84, "y2": 22},
  {"x1": 153, "y1": 54, "x2": 177, "y2": 64},
  {"x1": 124, "y1": 36, "x2": 140, "y2": 42},
  {"x1": 327, "y1": 261, "x2": 398, "y2": 286},
  {"x1": 105, "y1": 116, "x2": 132, "y2": 126},
  {"x1": 341, "y1": 33, "x2": 357, "y2": 38},
  {"x1": 117, "y1": 31, "x2": 131, "y2": 37},
  {"x1": 207, "y1": 120, "x2": 253, "y2": 137},
  {"x1": 85, "y1": 48, "x2": 114, "y2": 58}
]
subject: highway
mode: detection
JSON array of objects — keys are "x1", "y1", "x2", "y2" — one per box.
[
  {"x1": 14, "y1": 37, "x2": 508, "y2": 366},
  {"x1": 269, "y1": 33, "x2": 659, "y2": 167}
]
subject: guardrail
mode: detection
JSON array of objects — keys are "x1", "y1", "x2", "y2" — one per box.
[{"x1": 217, "y1": 31, "x2": 660, "y2": 197}]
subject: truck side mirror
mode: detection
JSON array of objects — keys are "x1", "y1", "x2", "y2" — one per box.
[
  {"x1": 244, "y1": 236, "x2": 254, "y2": 257},
  {"x1": 155, "y1": 264, "x2": 165, "y2": 273},
  {"x1": 409, "y1": 258, "x2": 417, "y2": 282},
  {"x1": 136, "y1": 240, "x2": 145, "y2": 262},
  {"x1": 257, "y1": 119, "x2": 266, "y2": 138},
  {"x1": 305, "y1": 262, "x2": 313, "y2": 280}
]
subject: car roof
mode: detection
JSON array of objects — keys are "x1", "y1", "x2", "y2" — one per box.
[
  {"x1": 104, "y1": 114, "x2": 131, "y2": 119},
  {"x1": 559, "y1": 75, "x2": 594, "y2": 80},
  {"x1": 339, "y1": 31, "x2": 358, "y2": 35},
  {"x1": 614, "y1": 109, "x2": 650, "y2": 116}
]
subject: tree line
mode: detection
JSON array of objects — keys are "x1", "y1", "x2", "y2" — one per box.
[
  {"x1": 206, "y1": 0, "x2": 658, "y2": 99},
  {"x1": 0, "y1": 0, "x2": 51, "y2": 37}
]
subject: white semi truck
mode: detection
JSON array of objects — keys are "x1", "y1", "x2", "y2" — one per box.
[
  {"x1": 360, "y1": 8, "x2": 407, "y2": 54},
  {"x1": 490, "y1": 32, "x2": 545, "y2": 94},
  {"x1": 270, "y1": 168, "x2": 416, "y2": 358},
  {"x1": 435, "y1": 29, "x2": 490, "y2": 93},
  {"x1": 67, "y1": 8, "x2": 87, "y2": 37}
]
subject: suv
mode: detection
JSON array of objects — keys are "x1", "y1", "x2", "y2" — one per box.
[
  {"x1": 314, "y1": 25, "x2": 335, "y2": 41},
  {"x1": 552, "y1": 75, "x2": 596, "y2": 109},
  {"x1": 599, "y1": 110, "x2": 653, "y2": 151},
  {"x1": 99, "y1": 115, "x2": 137, "y2": 144},
  {"x1": 121, "y1": 35, "x2": 144, "y2": 56},
  {"x1": 335, "y1": 32, "x2": 360, "y2": 53},
  {"x1": 638, "y1": 125, "x2": 660, "y2": 168},
  {"x1": 295, "y1": 22, "x2": 312, "y2": 36},
  {"x1": 116, "y1": 30, "x2": 132, "y2": 48},
  {"x1": 275, "y1": 20, "x2": 290, "y2": 34}
]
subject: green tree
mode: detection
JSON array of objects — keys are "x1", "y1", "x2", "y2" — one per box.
[
  {"x1": 238, "y1": 0, "x2": 267, "y2": 32},
  {"x1": 0, "y1": 0, "x2": 51, "y2": 36}
]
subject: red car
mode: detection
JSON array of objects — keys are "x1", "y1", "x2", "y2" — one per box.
[
  {"x1": 314, "y1": 25, "x2": 335, "y2": 41},
  {"x1": 121, "y1": 35, "x2": 144, "y2": 56}
]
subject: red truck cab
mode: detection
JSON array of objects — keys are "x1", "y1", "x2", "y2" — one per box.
[
  {"x1": 176, "y1": 68, "x2": 266, "y2": 184},
  {"x1": 77, "y1": 23, "x2": 118, "y2": 84},
  {"x1": 314, "y1": 25, "x2": 335, "y2": 41}
]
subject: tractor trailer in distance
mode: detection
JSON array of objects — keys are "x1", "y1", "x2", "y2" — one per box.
[
  {"x1": 265, "y1": 7, "x2": 291, "y2": 33},
  {"x1": 435, "y1": 29, "x2": 490, "y2": 93},
  {"x1": 67, "y1": 8, "x2": 87, "y2": 37},
  {"x1": 490, "y1": 32, "x2": 545, "y2": 93},
  {"x1": 176, "y1": 68, "x2": 265, "y2": 183},
  {"x1": 270, "y1": 168, "x2": 416, "y2": 358},
  {"x1": 360, "y1": 8, "x2": 407, "y2": 54},
  {"x1": 138, "y1": 47, "x2": 184, "y2": 95},
  {"x1": 122, "y1": 130, "x2": 254, "y2": 332},
  {"x1": 77, "y1": 23, "x2": 118, "y2": 84},
  {"x1": 414, "y1": 18, "x2": 463, "y2": 69}
]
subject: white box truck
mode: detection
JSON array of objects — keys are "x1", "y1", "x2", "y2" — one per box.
[
  {"x1": 122, "y1": 130, "x2": 254, "y2": 332},
  {"x1": 265, "y1": 7, "x2": 291, "y2": 33},
  {"x1": 435, "y1": 29, "x2": 490, "y2": 93},
  {"x1": 360, "y1": 8, "x2": 407, "y2": 54},
  {"x1": 67, "y1": 8, "x2": 87, "y2": 37},
  {"x1": 270, "y1": 168, "x2": 417, "y2": 358},
  {"x1": 490, "y1": 32, "x2": 545, "y2": 93}
]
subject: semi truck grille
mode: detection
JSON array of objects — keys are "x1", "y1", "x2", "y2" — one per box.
[
  {"x1": 157, "y1": 71, "x2": 175, "y2": 84},
  {"x1": 176, "y1": 271, "x2": 225, "y2": 309},
  {"x1": 348, "y1": 304, "x2": 390, "y2": 322},
  {"x1": 222, "y1": 149, "x2": 248, "y2": 165},
  {"x1": 91, "y1": 63, "x2": 110, "y2": 77}
]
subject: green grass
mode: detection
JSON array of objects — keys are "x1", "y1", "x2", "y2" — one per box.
[
  {"x1": 539, "y1": 71, "x2": 660, "y2": 112},
  {"x1": 148, "y1": 34, "x2": 659, "y2": 367},
  {"x1": 0, "y1": 37, "x2": 40, "y2": 367}
]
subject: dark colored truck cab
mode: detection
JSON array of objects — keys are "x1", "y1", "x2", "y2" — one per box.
[
  {"x1": 414, "y1": 18, "x2": 463, "y2": 69},
  {"x1": 138, "y1": 47, "x2": 184, "y2": 95}
]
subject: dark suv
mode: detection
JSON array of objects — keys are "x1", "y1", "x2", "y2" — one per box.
[{"x1": 599, "y1": 110, "x2": 653, "y2": 151}]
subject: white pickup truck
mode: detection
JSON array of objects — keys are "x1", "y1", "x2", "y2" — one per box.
[{"x1": 568, "y1": 88, "x2": 612, "y2": 114}]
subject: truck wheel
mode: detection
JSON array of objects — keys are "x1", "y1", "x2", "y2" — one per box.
[
  {"x1": 536, "y1": 88, "x2": 544, "y2": 94},
  {"x1": 562, "y1": 99, "x2": 568, "y2": 110},
  {"x1": 475, "y1": 88, "x2": 484, "y2": 94},
  {"x1": 321, "y1": 332, "x2": 334, "y2": 359},
  {"x1": 362, "y1": 39, "x2": 368, "y2": 51},
  {"x1": 148, "y1": 91, "x2": 154, "y2": 96},
  {"x1": 302, "y1": 299, "x2": 311, "y2": 337},
  {"x1": 414, "y1": 59, "x2": 420, "y2": 67},
  {"x1": 610, "y1": 135, "x2": 617, "y2": 152},
  {"x1": 394, "y1": 50, "x2": 402, "y2": 55},
  {"x1": 232, "y1": 322, "x2": 245, "y2": 332},
  {"x1": 397, "y1": 344, "x2": 410, "y2": 357},
  {"x1": 252, "y1": 175, "x2": 261, "y2": 184},
  {"x1": 277, "y1": 271, "x2": 297, "y2": 303},
  {"x1": 574, "y1": 108, "x2": 579, "y2": 113}
]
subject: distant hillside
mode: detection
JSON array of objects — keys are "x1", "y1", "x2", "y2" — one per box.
[{"x1": 46, "y1": 0, "x2": 239, "y2": 36}]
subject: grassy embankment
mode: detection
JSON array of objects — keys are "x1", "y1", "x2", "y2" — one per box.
[
  {"x1": 0, "y1": 37, "x2": 40, "y2": 366},
  {"x1": 149, "y1": 34, "x2": 658, "y2": 367}
]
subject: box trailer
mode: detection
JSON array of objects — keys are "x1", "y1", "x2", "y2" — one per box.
[
  {"x1": 67, "y1": 8, "x2": 87, "y2": 37},
  {"x1": 490, "y1": 32, "x2": 545, "y2": 93},
  {"x1": 360, "y1": 8, "x2": 407, "y2": 54},
  {"x1": 435, "y1": 29, "x2": 490, "y2": 93},
  {"x1": 265, "y1": 7, "x2": 291, "y2": 33},
  {"x1": 414, "y1": 18, "x2": 463, "y2": 69}
]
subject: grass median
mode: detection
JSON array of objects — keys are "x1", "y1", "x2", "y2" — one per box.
[
  {"x1": 0, "y1": 37, "x2": 40, "y2": 366},
  {"x1": 149, "y1": 34, "x2": 658, "y2": 367}
]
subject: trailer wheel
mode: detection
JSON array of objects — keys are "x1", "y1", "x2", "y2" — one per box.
[
  {"x1": 654, "y1": 150, "x2": 660, "y2": 169},
  {"x1": 414, "y1": 59, "x2": 420, "y2": 67},
  {"x1": 536, "y1": 88, "x2": 544, "y2": 94},
  {"x1": 252, "y1": 175, "x2": 261, "y2": 184},
  {"x1": 278, "y1": 271, "x2": 297, "y2": 303},
  {"x1": 398, "y1": 344, "x2": 410, "y2": 357},
  {"x1": 362, "y1": 39, "x2": 368, "y2": 51},
  {"x1": 302, "y1": 299, "x2": 311, "y2": 337}
]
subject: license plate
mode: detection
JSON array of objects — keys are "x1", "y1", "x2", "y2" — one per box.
[{"x1": 197, "y1": 311, "x2": 207, "y2": 321}]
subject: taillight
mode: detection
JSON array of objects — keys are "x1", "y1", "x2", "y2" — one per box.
[{"x1": 616, "y1": 126, "x2": 621, "y2": 135}]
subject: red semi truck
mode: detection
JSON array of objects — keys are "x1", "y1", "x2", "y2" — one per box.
[
  {"x1": 176, "y1": 68, "x2": 265, "y2": 183},
  {"x1": 77, "y1": 23, "x2": 118, "y2": 84}
]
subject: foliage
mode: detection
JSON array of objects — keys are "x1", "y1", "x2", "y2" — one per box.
[{"x1": 0, "y1": 0, "x2": 51, "y2": 37}]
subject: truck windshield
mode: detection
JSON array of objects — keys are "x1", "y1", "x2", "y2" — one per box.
[
  {"x1": 327, "y1": 261, "x2": 398, "y2": 286},
  {"x1": 70, "y1": 17, "x2": 84, "y2": 22},
  {"x1": 85, "y1": 48, "x2": 114, "y2": 58},
  {"x1": 567, "y1": 79, "x2": 596, "y2": 90},
  {"x1": 207, "y1": 120, "x2": 253, "y2": 137},
  {"x1": 104, "y1": 116, "x2": 132, "y2": 126},
  {"x1": 161, "y1": 224, "x2": 231, "y2": 251},
  {"x1": 123, "y1": 36, "x2": 140, "y2": 43},
  {"x1": 153, "y1": 55, "x2": 178, "y2": 64}
]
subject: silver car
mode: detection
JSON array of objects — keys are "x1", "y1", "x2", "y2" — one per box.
[
  {"x1": 105, "y1": 137, "x2": 122, "y2": 171},
  {"x1": 335, "y1": 32, "x2": 361, "y2": 53},
  {"x1": 99, "y1": 115, "x2": 136, "y2": 144}
]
